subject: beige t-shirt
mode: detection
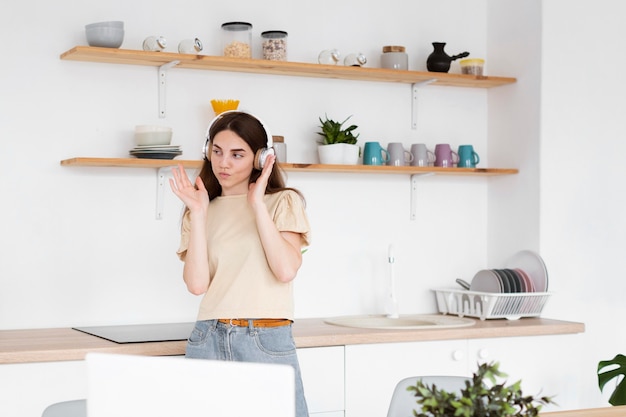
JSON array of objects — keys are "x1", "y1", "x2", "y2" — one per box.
[{"x1": 176, "y1": 190, "x2": 310, "y2": 321}]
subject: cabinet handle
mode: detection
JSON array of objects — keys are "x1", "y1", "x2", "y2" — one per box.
[
  {"x1": 452, "y1": 350, "x2": 465, "y2": 361},
  {"x1": 478, "y1": 348, "x2": 490, "y2": 360}
]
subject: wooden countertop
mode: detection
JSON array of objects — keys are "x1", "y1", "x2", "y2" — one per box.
[
  {"x1": 0, "y1": 317, "x2": 584, "y2": 365},
  {"x1": 541, "y1": 405, "x2": 626, "y2": 416}
]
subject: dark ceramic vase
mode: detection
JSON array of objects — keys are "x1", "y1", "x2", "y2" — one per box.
[{"x1": 426, "y1": 42, "x2": 470, "y2": 73}]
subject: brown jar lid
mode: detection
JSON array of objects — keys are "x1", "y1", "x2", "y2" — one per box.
[
  {"x1": 382, "y1": 45, "x2": 405, "y2": 53},
  {"x1": 272, "y1": 135, "x2": 284, "y2": 143}
]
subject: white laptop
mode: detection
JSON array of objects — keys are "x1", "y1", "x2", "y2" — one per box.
[{"x1": 86, "y1": 353, "x2": 295, "y2": 417}]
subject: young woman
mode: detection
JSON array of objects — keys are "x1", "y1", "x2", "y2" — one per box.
[{"x1": 169, "y1": 111, "x2": 310, "y2": 417}]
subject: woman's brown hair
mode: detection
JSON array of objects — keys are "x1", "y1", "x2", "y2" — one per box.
[{"x1": 192, "y1": 111, "x2": 304, "y2": 206}]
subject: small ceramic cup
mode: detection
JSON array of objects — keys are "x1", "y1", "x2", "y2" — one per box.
[
  {"x1": 363, "y1": 142, "x2": 389, "y2": 165},
  {"x1": 434, "y1": 143, "x2": 459, "y2": 167},
  {"x1": 386, "y1": 143, "x2": 413, "y2": 166},
  {"x1": 410, "y1": 144, "x2": 435, "y2": 167},
  {"x1": 457, "y1": 145, "x2": 480, "y2": 168}
]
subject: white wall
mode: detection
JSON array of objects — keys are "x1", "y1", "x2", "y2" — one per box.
[
  {"x1": 540, "y1": 0, "x2": 626, "y2": 408},
  {"x1": 3, "y1": 0, "x2": 623, "y2": 412},
  {"x1": 0, "y1": 0, "x2": 492, "y2": 329}
]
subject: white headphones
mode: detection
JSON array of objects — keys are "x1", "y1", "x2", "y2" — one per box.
[{"x1": 202, "y1": 110, "x2": 275, "y2": 170}]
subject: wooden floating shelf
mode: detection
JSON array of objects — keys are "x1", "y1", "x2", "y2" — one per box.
[
  {"x1": 60, "y1": 46, "x2": 517, "y2": 88},
  {"x1": 60, "y1": 157, "x2": 518, "y2": 176}
]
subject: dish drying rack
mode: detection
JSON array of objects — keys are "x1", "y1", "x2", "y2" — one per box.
[{"x1": 433, "y1": 288, "x2": 552, "y2": 320}]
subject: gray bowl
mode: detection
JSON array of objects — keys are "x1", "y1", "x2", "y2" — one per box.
[
  {"x1": 85, "y1": 21, "x2": 124, "y2": 29},
  {"x1": 85, "y1": 26, "x2": 124, "y2": 48}
]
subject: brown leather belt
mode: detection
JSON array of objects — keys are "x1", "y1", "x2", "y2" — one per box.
[{"x1": 217, "y1": 319, "x2": 292, "y2": 328}]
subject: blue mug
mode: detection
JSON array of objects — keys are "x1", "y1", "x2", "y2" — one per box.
[
  {"x1": 457, "y1": 145, "x2": 480, "y2": 168},
  {"x1": 363, "y1": 142, "x2": 389, "y2": 165}
]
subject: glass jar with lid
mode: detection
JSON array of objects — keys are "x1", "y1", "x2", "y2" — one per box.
[
  {"x1": 221, "y1": 22, "x2": 252, "y2": 58},
  {"x1": 381, "y1": 45, "x2": 408, "y2": 70},
  {"x1": 261, "y1": 30, "x2": 288, "y2": 61}
]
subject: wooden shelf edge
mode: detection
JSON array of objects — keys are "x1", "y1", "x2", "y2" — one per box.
[
  {"x1": 60, "y1": 46, "x2": 517, "y2": 88},
  {"x1": 60, "y1": 157, "x2": 518, "y2": 176}
]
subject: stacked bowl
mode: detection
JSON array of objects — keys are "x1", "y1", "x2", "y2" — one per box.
[
  {"x1": 129, "y1": 125, "x2": 182, "y2": 160},
  {"x1": 85, "y1": 21, "x2": 124, "y2": 48}
]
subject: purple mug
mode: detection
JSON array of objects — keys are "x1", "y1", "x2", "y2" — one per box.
[{"x1": 434, "y1": 144, "x2": 459, "y2": 167}]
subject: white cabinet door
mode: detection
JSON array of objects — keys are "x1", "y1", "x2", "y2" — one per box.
[
  {"x1": 467, "y1": 333, "x2": 583, "y2": 412},
  {"x1": 344, "y1": 340, "x2": 468, "y2": 417},
  {"x1": 298, "y1": 346, "x2": 345, "y2": 415}
]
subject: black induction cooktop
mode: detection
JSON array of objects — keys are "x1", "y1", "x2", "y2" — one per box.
[{"x1": 73, "y1": 322, "x2": 195, "y2": 344}]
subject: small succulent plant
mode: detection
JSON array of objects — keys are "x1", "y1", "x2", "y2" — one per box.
[{"x1": 317, "y1": 114, "x2": 359, "y2": 145}]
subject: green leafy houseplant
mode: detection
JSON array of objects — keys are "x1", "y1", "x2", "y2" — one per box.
[
  {"x1": 317, "y1": 114, "x2": 359, "y2": 145},
  {"x1": 408, "y1": 361, "x2": 554, "y2": 417},
  {"x1": 598, "y1": 354, "x2": 626, "y2": 406}
]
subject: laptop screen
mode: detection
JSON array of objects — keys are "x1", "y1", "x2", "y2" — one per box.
[{"x1": 86, "y1": 353, "x2": 295, "y2": 417}]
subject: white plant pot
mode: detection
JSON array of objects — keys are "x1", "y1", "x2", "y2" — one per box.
[{"x1": 318, "y1": 143, "x2": 360, "y2": 165}]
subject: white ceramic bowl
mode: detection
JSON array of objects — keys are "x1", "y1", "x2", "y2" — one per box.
[
  {"x1": 134, "y1": 126, "x2": 173, "y2": 146},
  {"x1": 85, "y1": 21, "x2": 124, "y2": 29},
  {"x1": 85, "y1": 26, "x2": 124, "y2": 48}
]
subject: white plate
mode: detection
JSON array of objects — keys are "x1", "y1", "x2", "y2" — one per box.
[
  {"x1": 470, "y1": 269, "x2": 502, "y2": 293},
  {"x1": 505, "y1": 250, "x2": 548, "y2": 292},
  {"x1": 132, "y1": 145, "x2": 181, "y2": 150}
]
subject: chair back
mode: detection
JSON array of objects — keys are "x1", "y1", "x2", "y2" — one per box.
[
  {"x1": 387, "y1": 375, "x2": 470, "y2": 417},
  {"x1": 42, "y1": 399, "x2": 86, "y2": 417}
]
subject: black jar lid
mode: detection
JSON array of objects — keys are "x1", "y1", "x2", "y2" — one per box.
[
  {"x1": 221, "y1": 22, "x2": 253, "y2": 31},
  {"x1": 261, "y1": 30, "x2": 288, "y2": 38}
]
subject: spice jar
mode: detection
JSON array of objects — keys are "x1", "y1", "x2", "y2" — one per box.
[
  {"x1": 178, "y1": 38, "x2": 203, "y2": 54},
  {"x1": 381, "y1": 45, "x2": 408, "y2": 70},
  {"x1": 344, "y1": 52, "x2": 367, "y2": 67},
  {"x1": 318, "y1": 49, "x2": 341, "y2": 65},
  {"x1": 460, "y1": 58, "x2": 485, "y2": 75},
  {"x1": 142, "y1": 36, "x2": 167, "y2": 52},
  {"x1": 261, "y1": 30, "x2": 287, "y2": 61},
  {"x1": 221, "y1": 22, "x2": 252, "y2": 58}
]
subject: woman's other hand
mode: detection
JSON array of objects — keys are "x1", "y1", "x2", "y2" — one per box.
[{"x1": 169, "y1": 164, "x2": 209, "y2": 213}]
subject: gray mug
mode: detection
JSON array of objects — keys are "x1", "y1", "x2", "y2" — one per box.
[
  {"x1": 386, "y1": 142, "x2": 413, "y2": 166},
  {"x1": 410, "y1": 143, "x2": 435, "y2": 167}
]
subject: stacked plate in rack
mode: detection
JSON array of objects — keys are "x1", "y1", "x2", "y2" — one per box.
[
  {"x1": 129, "y1": 145, "x2": 182, "y2": 160},
  {"x1": 470, "y1": 250, "x2": 548, "y2": 293}
]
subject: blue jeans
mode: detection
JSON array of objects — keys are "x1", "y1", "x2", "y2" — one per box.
[{"x1": 185, "y1": 319, "x2": 309, "y2": 417}]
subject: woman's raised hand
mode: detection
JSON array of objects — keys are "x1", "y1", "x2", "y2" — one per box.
[
  {"x1": 169, "y1": 164, "x2": 209, "y2": 212},
  {"x1": 248, "y1": 153, "x2": 276, "y2": 209}
]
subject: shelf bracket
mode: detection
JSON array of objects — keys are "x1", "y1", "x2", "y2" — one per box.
[
  {"x1": 158, "y1": 60, "x2": 180, "y2": 118},
  {"x1": 410, "y1": 173, "x2": 434, "y2": 221},
  {"x1": 411, "y1": 79, "x2": 436, "y2": 130},
  {"x1": 156, "y1": 167, "x2": 172, "y2": 220}
]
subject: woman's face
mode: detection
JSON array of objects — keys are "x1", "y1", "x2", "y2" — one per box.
[{"x1": 210, "y1": 129, "x2": 254, "y2": 195}]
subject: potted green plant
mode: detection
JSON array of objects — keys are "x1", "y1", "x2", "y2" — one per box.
[
  {"x1": 408, "y1": 361, "x2": 554, "y2": 417},
  {"x1": 598, "y1": 354, "x2": 626, "y2": 406},
  {"x1": 316, "y1": 114, "x2": 360, "y2": 165}
]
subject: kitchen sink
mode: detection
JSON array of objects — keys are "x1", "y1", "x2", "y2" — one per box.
[{"x1": 324, "y1": 314, "x2": 475, "y2": 330}]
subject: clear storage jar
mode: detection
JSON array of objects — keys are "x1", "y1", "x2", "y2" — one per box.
[
  {"x1": 221, "y1": 22, "x2": 252, "y2": 58},
  {"x1": 381, "y1": 45, "x2": 408, "y2": 70},
  {"x1": 460, "y1": 58, "x2": 485, "y2": 75},
  {"x1": 261, "y1": 30, "x2": 287, "y2": 61}
]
